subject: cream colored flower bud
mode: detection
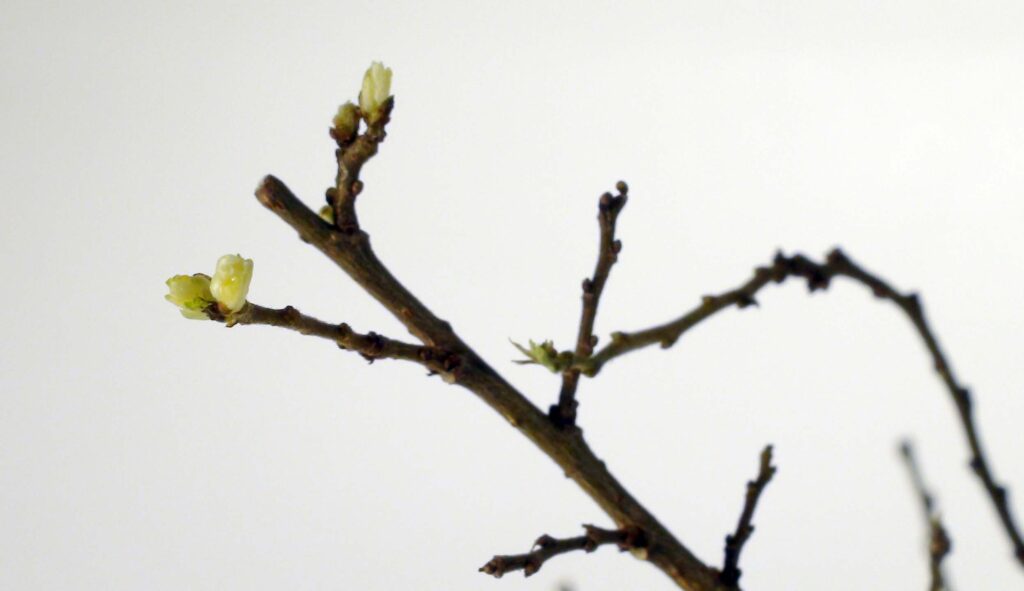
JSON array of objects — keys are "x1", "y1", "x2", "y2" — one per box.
[
  {"x1": 359, "y1": 61, "x2": 392, "y2": 124},
  {"x1": 332, "y1": 101, "x2": 359, "y2": 140},
  {"x1": 165, "y1": 273, "x2": 214, "y2": 320},
  {"x1": 210, "y1": 254, "x2": 254, "y2": 313}
]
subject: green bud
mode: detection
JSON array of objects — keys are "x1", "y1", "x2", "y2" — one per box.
[
  {"x1": 332, "y1": 101, "x2": 359, "y2": 141},
  {"x1": 511, "y1": 339, "x2": 571, "y2": 373},
  {"x1": 318, "y1": 205, "x2": 335, "y2": 225}
]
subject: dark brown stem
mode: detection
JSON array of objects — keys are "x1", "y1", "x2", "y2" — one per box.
[
  {"x1": 329, "y1": 99, "x2": 393, "y2": 232},
  {"x1": 829, "y1": 250, "x2": 1023, "y2": 568},
  {"x1": 575, "y1": 252, "x2": 828, "y2": 376},
  {"x1": 580, "y1": 248, "x2": 1024, "y2": 568},
  {"x1": 255, "y1": 175, "x2": 722, "y2": 591},
  {"x1": 719, "y1": 445, "x2": 776, "y2": 588},
  {"x1": 213, "y1": 303, "x2": 458, "y2": 369},
  {"x1": 480, "y1": 525, "x2": 642, "y2": 578},
  {"x1": 552, "y1": 182, "x2": 628, "y2": 428},
  {"x1": 900, "y1": 441, "x2": 953, "y2": 591}
]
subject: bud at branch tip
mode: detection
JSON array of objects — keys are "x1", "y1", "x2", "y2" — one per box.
[
  {"x1": 165, "y1": 254, "x2": 254, "y2": 319},
  {"x1": 359, "y1": 61, "x2": 392, "y2": 125}
]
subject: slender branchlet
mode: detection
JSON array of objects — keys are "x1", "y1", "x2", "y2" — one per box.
[
  {"x1": 480, "y1": 524, "x2": 646, "y2": 578},
  {"x1": 719, "y1": 445, "x2": 776, "y2": 588},
  {"x1": 901, "y1": 441, "x2": 954, "y2": 591},
  {"x1": 328, "y1": 62, "x2": 394, "y2": 233},
  {"x1": 210, "y1": 303, "x2": 463, "y2": 374},
  {"x1": 551, "y1": 182, "x2": 628, "y2": 428}
]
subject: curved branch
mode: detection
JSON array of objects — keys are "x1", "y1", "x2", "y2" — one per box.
[
  {"x1": 575, "y1": 252, "x2": 828, "y2": 376},
  {"x1": 480, "y1": 525, "x2": 641, "y2": 578},
  {"x1": 580, "y1": 248, "x2": 1024, "y2": 567}
]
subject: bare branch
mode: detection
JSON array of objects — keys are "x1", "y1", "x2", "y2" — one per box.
[
  {"x1": 480, "y1": 525, "x2": 644, "y2": 578},
  {"x1": 255, "y1": 175, "x2": 464, "y2": 350},
  {"x1": 167, "y1": 64, "x2": 1024, "y2": 589},
  {"x1": 255, "y1": 176, "x2": 722, "y2": 590},
  {"x1": 830, "y1": 251, "x2": 1024, "y2": 568},
  {"x1": 575, "y1": 252, "x2": 829, "y2": 376},
  {"x1": 552, "y1": 182, "x2": 628, "y2": 428},
  {"x1": 719, "y1": 445, "x2": 776, "y2": 588},
  {"x1": 579, "y1": 248, "x2": 1024, "y2": 568},
  {"x1": 210, "y1": 302, "x2": 460, "y2": 369},
  {"x1": 900, "y1": 441, "x2": 953, "y2": 591}
]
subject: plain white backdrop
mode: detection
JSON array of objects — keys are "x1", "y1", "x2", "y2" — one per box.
[{"x1": 2, "y1": 1, "x2": 1023, "y2": 589}]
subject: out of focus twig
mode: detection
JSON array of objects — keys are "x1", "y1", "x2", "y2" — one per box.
[{"x1": 901, "y1": 441, "x2": 953, "y2": 591}]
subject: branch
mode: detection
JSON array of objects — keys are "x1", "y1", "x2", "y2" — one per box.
[
  {"x1": 212, "y1": 303, "x2": 460, "y2": 369},
  {"x1": 328, "y1": 98, "x2": 393, "y2": 232},
  {"x1": 719, "y1": 445, "x2": 776, "y2": 588},
  {"x1": 256, "y1": 175, "x2": 463, "y2": 350},
  {"x1": 575, "y1": 252, "x2": 828, "y2": 376},
  {"x1": 480, "y1": 525, "x2": 643, "y2": 578},
  {"x1": 255, "y1": 176, "x2": 722, "y2": 590},
  {"x1": 579, "y1": 248, "x2": 1024, "y2": 568},
  {"x1": 900, "y1": 441, "x2": 953, "y2": 591},
  {"x1": 552, "y1": 182, "x2": 628, "y2": 428},
  {"x1": 828, "y1": 251, "x2": 1022, "y2": 567}
]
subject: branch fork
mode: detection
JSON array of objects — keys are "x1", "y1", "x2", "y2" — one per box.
[
  {"x1": 172, "y1": 66, "x2": 1024, "y2": 589},
  {"x1": 551, "y1": 181, "x2": 629, "y2": 429}
]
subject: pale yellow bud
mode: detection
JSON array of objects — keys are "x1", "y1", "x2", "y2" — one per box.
[
  {"x1": 359, "y1": 61, "x2": 392, "y2": 124},
  {"x1": 332, "y1": 101, "x2": 359, "y2": 140},
  {"x1": 165, "y1": 273, "x2": 214, "y2": 320},
  {"x1": 210, "y1": 254, "x2": 254, "y2": 313}
]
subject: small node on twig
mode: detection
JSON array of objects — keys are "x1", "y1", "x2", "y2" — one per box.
[
  {"x1": 735, "y1": 292, "x2": 759, "y2": 309},
  {"x1": 825, "y1": 247, "x2": 848, "y2": 267},
  {"x1": 533, "y1": 534, "x2": 557, "y2": 550},
  {"x1": 955, "y1": 387, "x2": 972, "y2": 411},
  {"x1": 548, "y1": 401, "x2": 578, "y2": 429},
  {"x1": 478, "y1": 556, "x2": 508, "y2": 578}
]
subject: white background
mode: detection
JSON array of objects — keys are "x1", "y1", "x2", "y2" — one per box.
[{"x1": 3, "y1": 1, "x2": 1023, "y2": 589}]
